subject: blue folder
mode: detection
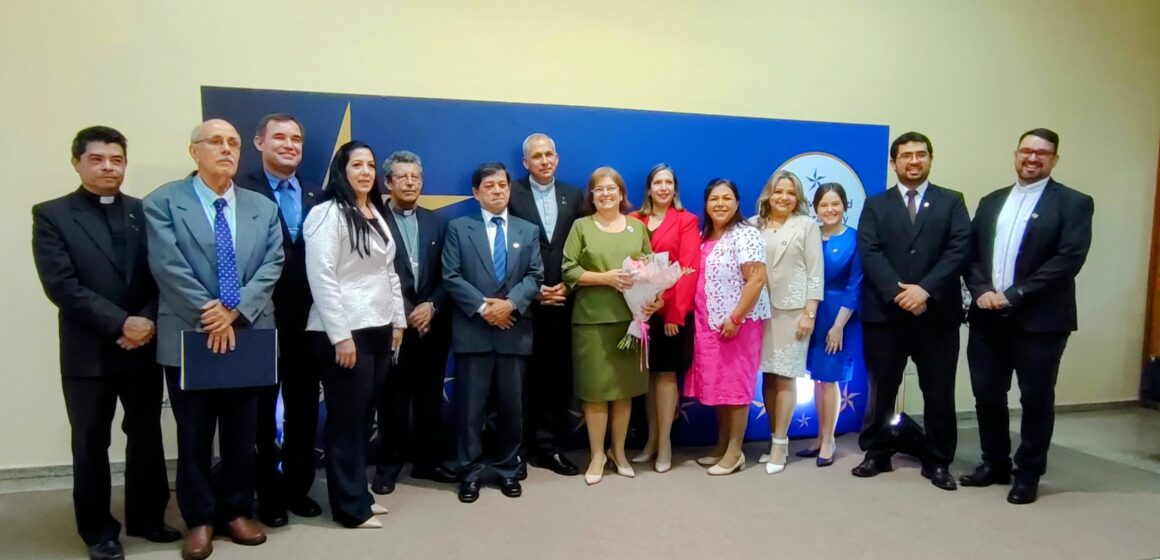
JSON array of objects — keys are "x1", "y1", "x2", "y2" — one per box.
[{"x1": 180, "y1": 329, "x2": 279, "y2": 391}]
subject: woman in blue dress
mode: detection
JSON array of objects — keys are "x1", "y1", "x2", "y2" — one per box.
[{"x1": 800, "y1": 183, "x2": 862, "y2": 467}]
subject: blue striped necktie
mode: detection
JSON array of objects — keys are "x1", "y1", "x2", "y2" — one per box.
[{"x1": 491, "y1": 216, "x2": 506, "y2": 284}]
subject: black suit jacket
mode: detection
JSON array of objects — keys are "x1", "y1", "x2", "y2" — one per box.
[
  {"x1": 237, "y1": 168, "x2": 321, "y2": 332},
  {"x1": 965, "y1": 179, "x2": 1094, "y2": 333},
  {"x1": 442, "y1": 212, "x2": 544, "y2": 355},
  {"x1": 382, "y1": 206, "x2": 449, "y2": 315},
  {"x1": 32, "y1": 188, "x2": 158, "y2": 378},
  {"x1": 508, "y1": 177, "x2": 584, "y2": 286},
  {"x1": 858, "y1": 183, "x2": 972, "y2": 324}
]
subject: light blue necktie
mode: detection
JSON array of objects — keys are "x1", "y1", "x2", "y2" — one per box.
[
  {"x1": 274, "y1": 179, "x2": 300, "y2": 242},
  {"x1": 491, "y1": 216, "x2": 506, "y2": 285},
  {"x1": 213, "y1": 198, "x2": 241, "y2": 309}
]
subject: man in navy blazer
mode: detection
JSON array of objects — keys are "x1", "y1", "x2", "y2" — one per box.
[
  {"x1": 33, "y1": 126, "x2": 179, "y2": 560},
  {"x1": 961, "y1": 128, "x2": 1093, "y2": 504},
  {"x1": 235, "y1": 113, "x2": 323, "y2": 526},
  {"x1": 442, "y1": 162, "x2": 544, "y2": 503},
  {"x1": 144, "y1": 119, "x2": 284, "y2": 560},
  {"x1": 372, "y1": 150, "x2": 458, "y2": 494},
  {"x1": 855, "y1": 131, "x2": 971, "y2": 491}
]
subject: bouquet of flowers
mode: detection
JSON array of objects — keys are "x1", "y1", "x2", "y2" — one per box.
[{"x1": 617, "y1": 252, "x2": 686, "y2": 368}]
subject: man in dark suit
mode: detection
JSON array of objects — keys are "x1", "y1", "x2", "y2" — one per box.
[
  {"x1": 370, "y1": 150, "x2": 457, "y2": 494},
  {"x1": 144, "y1": 119, "x2": 284, "y2": 560},
  {"x1": 33, "y1": 126, "x2": 180, "y2": 560},
  {"x1": 854, "y1": 131, "x2": 971, "y2": 490},
  {"x1": 506, "y1": 133, "x2": 583, "y2": 477},
  {"x1": 960, "y1": 128, "x2": 1093, "y2": 504},
  {"x1": 443, "y1": 162, "x2": 544, "y2": 503},
  {"x1": 236, "y1": 113, "x2": 323, "y2": 526}
]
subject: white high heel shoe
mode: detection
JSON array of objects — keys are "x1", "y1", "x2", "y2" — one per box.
[
  {"x1": 371, "y1": 503, "x2": 389, "y2": 516},
  {"x1": 356, "y1": 517, "x2": 383, "y2": 529},
  {"x1": 608, "y1": 450, "x2": 635, "y2": 478},
  {"x1": 765, "y1": 437, "x2": 789, "y2": 474},
  {"x1": 696, "y1": 455, "x2": 723, "y2": 467},
  {"x1": 707, "y1": 452, "x2": 746, "y2": 476}
]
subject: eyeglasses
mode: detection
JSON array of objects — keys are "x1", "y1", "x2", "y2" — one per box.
[
  {"x1": 193, "y1": 136, "x2": 242, "y2": 150},
  {"x1": 1017, "y1": 148, "x2": 1055, "y2": 158},
  {"x1": 592, "y1": 187, "x2": 620, "y2": 195}
]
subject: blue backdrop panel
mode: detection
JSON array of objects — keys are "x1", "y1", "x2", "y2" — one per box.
[{"x1": 202, "y1": 86, "x2": 887, "y2": 447}]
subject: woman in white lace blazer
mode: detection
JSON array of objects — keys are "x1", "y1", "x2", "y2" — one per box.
[
  {"x1": 755, "y1": 170, "x2": 823, "y2": 474},
  {"x1": 304, "y1": 141, "x2": 405, "y2": 529}
]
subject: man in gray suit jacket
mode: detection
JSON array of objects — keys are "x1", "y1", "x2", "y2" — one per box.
[
  {"x1": 442, "y1": 162, "x2": 543, "y2": 504},
  {"x1": 143, "y1": 119, "x2": 284, "y2": 560}
]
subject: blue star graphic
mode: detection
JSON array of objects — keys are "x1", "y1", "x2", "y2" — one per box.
[
  {"x1": 806, "y1": 169, "x2": 826, "y2": 189},
  {"x1": 677, "y1": 400, "x2": 696, "y2": 424},
  {"x1": 751, "y1": 399, "x2": 767, "y2": 419},
  {"x1": 442, "y1": 376, "x2": 454, "y2": 402},
  {"x1": 839, "y1": 382, "x2": 861, "y2": 414},
  {"x1": 796, "y1": 414, "x2": 811, "y2": 428}
]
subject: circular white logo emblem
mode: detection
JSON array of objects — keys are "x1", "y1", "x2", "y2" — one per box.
[{"x1": 774, "y1": 152, "x2": 867, "y2": 229}]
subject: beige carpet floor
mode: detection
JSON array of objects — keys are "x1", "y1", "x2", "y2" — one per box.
[{"x1": 3, "y1": 426, "x2": 1159, "y2": 560}]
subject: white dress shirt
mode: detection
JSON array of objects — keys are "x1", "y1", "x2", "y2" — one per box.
[
  {"x1": 303, "y1": 200, "x2": 407, "y2": 344},
  {"x1": 896, "y1": 180, "x2": 929, "y2": 214},
  {"x1": 477, "y1": 208, "x2": 511, "y2": 314},
  {"x1": 190, "y1": 175, "x2": 236, "y2": 248},
  {"x1": 991, "y1": 176, "x2": 1049, "y2": 291},
  {"x1": 529, "y1": 177, "x2": 558, "y2": 240}
]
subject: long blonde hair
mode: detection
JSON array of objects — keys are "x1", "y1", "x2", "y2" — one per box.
[{"x1": 756, "y1": 170, "x2": 809, "y2": 227}]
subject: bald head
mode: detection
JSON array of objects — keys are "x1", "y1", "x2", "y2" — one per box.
[{"x1": 189, "y1": 119, "x2": 241, "y2": 189}]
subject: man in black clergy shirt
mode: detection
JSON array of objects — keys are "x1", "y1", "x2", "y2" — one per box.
[
  {"x1": 371, "y1": 149, "x2": 458, "y2": 494},
  {"x1": 854, "y1": 131, "x2": 972, "y2": 491},
  {"x1": 960, "y1": 128, "x2": 1093, "y2": 505},
  {"x1": 32, "y1": 126, "x2": 180, "y2": 560},
  {"x1": 507, "y1": 132, "x2": 584, "y2": 478}
]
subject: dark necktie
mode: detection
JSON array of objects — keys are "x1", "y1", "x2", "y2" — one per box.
[
  {"x1": 213, "y1": 198, "x2": 241, "y2": 309},
  {"x1": 491, "y1": 216, "x2": 507, "y2": 284},
  {"x1": 906, "y1": 189, "x2": 918, "y2": 223}
]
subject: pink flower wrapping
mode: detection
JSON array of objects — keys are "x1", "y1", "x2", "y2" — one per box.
[{"x1": 617, "y1": 252, "x2": 686, "y2": 368}]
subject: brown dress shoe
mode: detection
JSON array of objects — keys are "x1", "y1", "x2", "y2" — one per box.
[
  {"x1": 222, "y1": 517, "x2": 267, "y2": 546},
  {"x1": 181, "y1": 526, "x2": 214, "y2": 560}
]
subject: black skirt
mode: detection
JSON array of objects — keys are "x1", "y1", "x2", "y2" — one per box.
[{"x1": 647, "y1": 312, "x2": 694, "y2": 374}]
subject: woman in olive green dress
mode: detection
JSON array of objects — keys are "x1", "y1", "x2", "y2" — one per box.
[{"x1": 563, "y1": 166, "x2": 662, "y2": 485}]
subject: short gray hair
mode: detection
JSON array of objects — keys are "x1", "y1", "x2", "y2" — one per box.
[
  {"x1": 522, "y1": 133, "x2": 556, "y2": 156},
  {"x1": 382, "y1": 150, "x2": 423, "y2": 176}
]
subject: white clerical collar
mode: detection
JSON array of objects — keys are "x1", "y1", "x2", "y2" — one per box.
[
  {"x1": 1014, "y1": 176, "x2": 1050, "y2": 193},
  {"x1": 390, "y1": 200, "x2": 416, "y2": 217},
  {"x1": 529, "y1": 177, "x2": 555, "y2": 192}
]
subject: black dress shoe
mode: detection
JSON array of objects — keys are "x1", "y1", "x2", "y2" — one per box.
[
  {"x1": 127, "y1": 523, "x2": 182, "y2": 543},
  {"x1": 920, "y1": 465, "x2": 958, "y2": 491},
  {"x1": 499, "y1": 478, "x2": 522, "y2": 498},
  {"x1": 959, "y1": 463, "x2": 1012, "y2": 487},
  {"x1": 850, "y1": 456, "x2": 893, "y2": 478},
  {"x1": 371, "y1": 471, "x2": 396, "y2": 495},
  {"x1": 458, "y1": 480, "x2": 481, "y2": 503},
  {"x1": 411, "y1": 465, "x2": 458, "y2": 484},
  {"x1": 288, "y1": 496, "x2": 322, "y2": 518},
  {"x1": 88, "y1": 539, "x2": 124, "y2": 560},
  {"x1": 258, "y1": 506, "x2": 288, "y2": 528},
  {"x1": 1007, "y1": 476, "x2": 1040, "y2": 505},
  {"x1": 537, "y1": 453, "x2": 581, "y2": 476},
  {"x1": 516, "y1": 461, "x2": 528, "y2": 481}
]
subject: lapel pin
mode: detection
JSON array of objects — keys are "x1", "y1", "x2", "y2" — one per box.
[
  {"x1": 128, "y1": 212, "x2": 136, "y2": 219},
  {"x1": 923, "y1": 201, "x2": 930, "y2": 208},
  {"x1": 1031, "y1": 213, "x2": 1039, "y2": 219},
  {"x1": 513, "y1": 242, "x2": 520, "y2": 249},
  {"x1": 626, "y1": 225, "x2": 634, "y2": 233}
]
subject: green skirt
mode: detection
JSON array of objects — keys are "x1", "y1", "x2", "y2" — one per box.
[{"x1": 572, "y1": 321, "x2": 647, "y2": 402}]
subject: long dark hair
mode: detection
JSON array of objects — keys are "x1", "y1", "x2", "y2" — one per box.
[
  {"x1": 638, "y1": 163, "x2": 684, "y2": 215},
  {"x1": 319, "y1": 140, "x2": 386, "y2": 258},
  {"x1": 701, "y1": 178, "x2": 751, "y2": 240}
]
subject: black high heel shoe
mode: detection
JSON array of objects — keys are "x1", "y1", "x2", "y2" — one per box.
[
  {"x1": 796, "y1": 447, "x2": 821, "y2": 458},
  {"x1": 816, "y1": 443, "x2": 836, "y2": 467}
]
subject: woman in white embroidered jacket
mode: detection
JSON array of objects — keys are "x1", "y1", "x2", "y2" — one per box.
[
  {"x1": 755, "y1": 170, "x2": 824, "y2": 474},
  {"x1": 304, "y1": 141, "x2": 405, "y2": 529}
]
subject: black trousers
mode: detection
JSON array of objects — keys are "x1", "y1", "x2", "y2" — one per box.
[
  {"x1": 62, "y1": 367, "x2": 170, "y2": 545},
  {"x1": 375, "y1": 317, "x2": 451, "y2": 480},
  {"x1": 311, "y1": 326, "x2": 392, "y2": 527},
  {"x1": 523, "y1": 302, "x2": 574, "y2": 457},
  {"x1": 164, "y1": 367, "x2": 260, "y2": 528},
  {"x1": 860, "y1": 318, "x2": 960, "y2": 467},
  {"x1": 967, "y1": 318, "x2": 1070, "y2": 478},
  {"x1": 256, "y1": 328, "x2": 320, "y2": 509},
  {"x1": 455, "y1": 353, "x2": 525, "y2": 483}
]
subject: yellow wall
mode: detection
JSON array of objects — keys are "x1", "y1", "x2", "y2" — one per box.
[{"x1": 2, "y1": 0, "x2": 1158, "y2": 469}]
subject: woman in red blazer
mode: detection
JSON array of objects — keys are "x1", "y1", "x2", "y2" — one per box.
[{"x1": 629, "y1": 163, "x2": 700, "y2": 473}]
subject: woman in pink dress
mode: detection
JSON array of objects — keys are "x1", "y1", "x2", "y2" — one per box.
[{"x1": 684, "y1": 178, "x2": 770, "y2": 476}]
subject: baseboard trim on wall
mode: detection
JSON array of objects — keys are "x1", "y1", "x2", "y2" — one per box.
[{"x1": 0, "y1": 459, "x2": 177, "y2": 482}]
